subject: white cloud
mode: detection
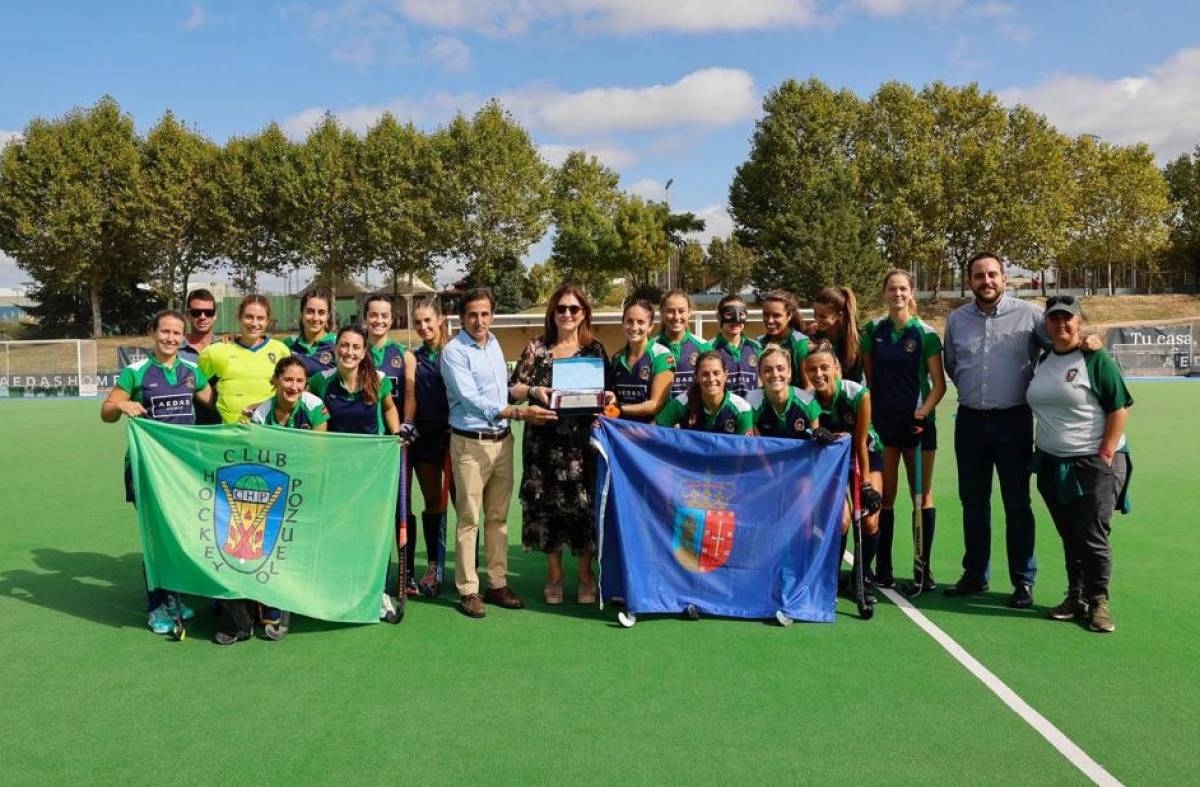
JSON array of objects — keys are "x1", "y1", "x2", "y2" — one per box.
[
  {"x1": 626, "y1": 178, "x2": 666, "y2": 200},
  {"x1": 280, "y1": 92, "x2": 479, "y2": 138},
  {"x1": 503, "y1": 68, "x2": 757, "y2": 135},
  {"x1": 425, "y1": 35, "x2": 471, "y2": 73},
  {"x1": 539, "y1": 143, "x2": 636, "y2": 170},
  {"x1": 848, "y1": 0, "x2": 961, "y2": 19},
  {"x1": 393, "y1": 0, "x2": 821, "y2": 34},
  {"x1": 183, "y1": 2, "x2": 210, "y2": 30},
  {"x1": 1001, "y1": 46, "x2": 1200, "y2": 161},
  {"x1": 691, "y1": 205, "x2": 735, "y2": 241}
]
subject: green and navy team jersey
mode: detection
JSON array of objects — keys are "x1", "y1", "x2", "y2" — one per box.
[
  {"x1": 370, "y1": 340, "x2": 408, "y2": 413},
  {"x1": 746, "y1": 386, "x2": 821, "y2": 439},
  {"x1": 712, "y1": 334, "x2": 763, "y2": 397},
  {"x1": 611, "y1": 342, "x2": 675, "y2": 409},
  {"x1": 815, "y1": 379, "x2": 881, "y2": 453},
  {"x1": 862, "y1": 316, "x2": 942, "y2": 423},
  {"x1": 284, "y1": 332, "x2": 337, "y2": 378},
  {"x1": 655, "y1": 391, "x2": 754, "y2": 435},
  {"x1": 812, "y1": 330, "x2": 864, "y2": 384},
  {"x1": 1027, "y1": 348, "x2": 1133, "y2": 457},
  {"x1": 412, "y1": 343, "x2": 449, "y2": 424},
  {"x1": 310, "y1": 369, "x2": 393, "y2": 435},
  {"x1": 654, "y1": 331, "x2": 710, "y2": 397},
  {"x1": 116, "y1": 356, "x2": 209, "y2": 425},
  {"x1": 250, "y1": 392, "x2": 331, "y2": 430},
  {"x1": 757, "y1": 330, "x2": 810, "y2": 387}
]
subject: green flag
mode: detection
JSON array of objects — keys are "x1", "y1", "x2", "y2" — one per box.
[{"x1": 128, "y1": 418, "x2": 402, "y2": 624}]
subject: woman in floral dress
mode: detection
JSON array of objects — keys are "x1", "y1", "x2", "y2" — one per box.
[{"x1": 509, "y1": 284, "x2": 609, "y2": 606}]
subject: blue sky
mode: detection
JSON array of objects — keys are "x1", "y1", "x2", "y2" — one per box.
[{"x1": 3, "y1": 0, "x2": 1200, "y2": 290}]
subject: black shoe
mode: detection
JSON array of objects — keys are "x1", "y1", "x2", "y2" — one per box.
[
  {"x1": 922, "y1": 571, "x2": 936, "y2": 591},
  {"x1": 1008, "y1": 584, "x2": 1034, "y2": 609},
  {"x1": 1047, "y1": 594, "x2": 1086, "y2": 621},
  {"x1": 214, "y1": 630, "x2": 251, "y2": 645},
  {"x1": 873, "y1": 572, "x2": 895, "y2": 590},
  {"x1": 943, "y1": 574, "x2": 989, "y2": 597}
]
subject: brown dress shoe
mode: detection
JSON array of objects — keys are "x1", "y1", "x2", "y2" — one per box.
[
  {"x1": 483, "y1": 585, "x2": 525, "y2": 609},
  {"x1": 459, "y1": 593, "x2": 486, "y2": 618}
]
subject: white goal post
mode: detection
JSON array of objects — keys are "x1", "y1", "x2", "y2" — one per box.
[
  {"x1": 1109, "y1": 342, "x2": 1181, "y2": 378},
  {"x1": 0, "y1": 339, "x2": 99, "y2": 397}
]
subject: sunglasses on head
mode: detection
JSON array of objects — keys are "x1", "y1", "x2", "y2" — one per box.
[
  {"x1": 1045, "y1": 295, "x2": 1077, "y2": 308},
  {"x1": 555, "y1": 303, "x2": 582, "y2": 316},
  {"x1": 188, "y1": 308, "x2": 216, "y2": 318}
]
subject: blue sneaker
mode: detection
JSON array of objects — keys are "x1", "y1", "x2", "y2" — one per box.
[
  {"x1": 166, "y1": 594, "x2": 195, "y2": 621},
  {"x1": 147, "y1": 604, "x2": 174, "y2": 634}
]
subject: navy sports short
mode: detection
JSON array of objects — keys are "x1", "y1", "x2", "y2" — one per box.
[
  {"x1": 869, "y1": 450, "x2": 883, "y2": 473},
  {"x1": 875, "y1": 415, "x2": 938, "y2": 451},
  {"x1": 410, "y1": 421, "x2": 451, "y2": 465}
]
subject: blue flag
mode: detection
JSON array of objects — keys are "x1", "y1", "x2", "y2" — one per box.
[{"x1": 592, "y1": 418, "x2": 849, "y2": 622}]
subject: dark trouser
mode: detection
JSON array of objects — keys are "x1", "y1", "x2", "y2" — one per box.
[
  {"x1": 1036, "y1": 453, "x2": 1126, "y2": 601},
  {"x1": 954, "y1": 406, "x2": 1037, "y2": 587}
]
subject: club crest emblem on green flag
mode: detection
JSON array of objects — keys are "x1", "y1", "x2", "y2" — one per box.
[{"x1": 127, "y1": 418, "x2": 402, "y2": 624}]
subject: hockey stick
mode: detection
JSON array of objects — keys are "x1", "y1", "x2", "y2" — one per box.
[
  {"x1": 904, "y1": 442, "x2": 926, "y2": 598},
  {"x1": 851, "y1": 457, "x2": 874, "y2": 620}
]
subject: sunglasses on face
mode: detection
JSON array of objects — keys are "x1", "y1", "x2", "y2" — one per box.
[
  {"x1": 188, "y1": 308, "x2": 215, "y2": 318},
  {"x1": 1045, "y1": 295, "x2": 1077, "y2": 308},
  {"x1": 555, "y1": 304, "x2": 582, "y2": 316}
]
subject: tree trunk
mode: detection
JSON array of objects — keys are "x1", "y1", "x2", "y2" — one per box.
[{"x1": 89, "y1": 284, "x2": 103, "y2": 338}]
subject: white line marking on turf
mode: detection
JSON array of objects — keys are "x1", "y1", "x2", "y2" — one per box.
[{"x1": 843, "y1": 551, "x2": 1122, "y2": 787}]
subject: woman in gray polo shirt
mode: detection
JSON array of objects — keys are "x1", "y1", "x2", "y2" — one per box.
[{"x1": 1026, "y1": 296, "x2": 1132, "y2": 633}]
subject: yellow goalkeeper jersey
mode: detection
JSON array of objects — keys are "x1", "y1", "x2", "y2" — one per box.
[{"x1": 198, "y1": 338, "x2": 291, "y2": 424}]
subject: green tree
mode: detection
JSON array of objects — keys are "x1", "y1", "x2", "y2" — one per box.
[
  {"x1": 211, "y1": 123, "x2": 299, "y2": 292},
  {"x1": 523, "y1": 260, "x2": 559, "y2": 305},
  {"x1": 549, "y1": 150, "x2": 621, "y2": 296},
  {"x1": 290, "y1": 114, "x2": 367, "y2": 302},
  {"x1": 729, "y1": 78, "x2": 884, "y2": 300},
  {"x1": 439, "y1": 101, "x2": 550, "y2": 284},
  {"x1": 1060, "y1": 137, "x2": 1171, "y2": 294},
  {"x1": 678, "y1": 241, "x2": 707, "y2": 292},
  {"x1": 993, "y1": 106, "x2": 1075, "y2": 295},
  {"x1": 140, "y1": 111, "x2": 221, "y2": 308},
  {"x1": 0, "y1": 96, "x2": 144, "y2": 337},
  {"x1": 920, "y1": 82, "x2": 1009, "y2": 296},
  {"x1": 861, "y1": 82, "x2": 943, "y2": 292},
  {"x1": 1164, "y1": 147, "x2": 1200, "y2": 291},
  {"x1": 706, "y1": 235, "x2": 755, "y2": 292},
  {"x1": 610, "y1": 194, "x2": 669, "y2": 289},
  {"x1": 360, "y1": 114, "x2": 449, "y2": 294}
]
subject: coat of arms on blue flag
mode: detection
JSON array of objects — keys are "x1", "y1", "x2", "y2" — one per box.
[
  {"x1": 214, "y1": 463, "x2": 288, "y2": 574},
  {"x1": 593, "y1": 418, "x2": 850, "y2": 623}
]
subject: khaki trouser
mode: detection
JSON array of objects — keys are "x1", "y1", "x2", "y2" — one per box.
[{"x1": 450, "y1": 432, "x2": 514, "y2": 596}]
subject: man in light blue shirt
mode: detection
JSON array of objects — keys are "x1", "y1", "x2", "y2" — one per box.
[{"x1": 441, "y1": 288, "x2": 556, "y2": 619}]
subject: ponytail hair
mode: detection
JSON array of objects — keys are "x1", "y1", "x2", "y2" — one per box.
[
  {"x1": 623, "y1": 298, "x2": 656, "y2": 325},
  {"x1": 149, "y1": 309, "x2": 186, "y2": 333},
  {"x1": 271, "y1": 355, "x2": 309, "y2": 384},
  {"x1": 813, "y1": 287, "x2": 860, "y2": 374},
  {"x1": 883, "y1": 269, "x2": 919, "y2": 315},
  {"x1": 685, "y1": 351, "x2": 724, "y2": 428},
  {"x1": 412, "y1": 296, "x2": 450, "y2": 350},
  {"x1": 337, "y1": 325, "x2": 381, "y2": 406}
]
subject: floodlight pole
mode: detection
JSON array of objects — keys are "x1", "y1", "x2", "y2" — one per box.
[{"x1": 665, "y1": 178, "x2": 674, "y2": 291}]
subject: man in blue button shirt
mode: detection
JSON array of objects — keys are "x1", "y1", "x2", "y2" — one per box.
[{"x1": 441, "y1": 288, "x2": 556, "y2": 619}]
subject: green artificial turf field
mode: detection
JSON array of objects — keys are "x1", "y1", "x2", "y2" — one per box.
[{"x1": 2, "y1": 382, "x2": 1197, "y2": 784}]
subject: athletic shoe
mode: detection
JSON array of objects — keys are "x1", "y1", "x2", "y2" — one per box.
[
  {"x1": 1047, "y1": 594, "x2": 1087, "y2": 621},
  {"x1": 258, "y1": 605, "x2": 282, "y2": 626},
  {"x1": 263, "y1": 611, "x2": 291, "y2": 641},
  {"x1": 380, "y1": 593, "x2": 400, "y2": 623},
  {"x1": 943, "y1": 574, "x2": 989, "y2": 597},
  {"x1": 214, "y1": 630, "x2": 250, "y2": 645},
  {"x1": 922, "y1": 571, "x2": 936, "y2": 591},
  {"x1": 1008, "y1": 584, "x2": 1034, "y2": 609},
  {"x1": 166, "y1": 594, "x2": 195, "y2": 621},
  {"x1": 417, "y1": 566, "x2": 441, "y2": 597},
  {"x1": 873, "y1": 572, "x2": 896, "y2": 590},
  {"x1": 405, "y1": 576, "x2": 420, "y2": 598},
  {"x1": 484, "y1": 585, "x2": 525, "y2": 610},
  {"x1": 147, "y1": 604, "x2": 174, "y2": 635},
  {"x1": 1088, "y1": 598, "x2": 1115, "y2": 633},
  {"x1": 459, "y1": 593, "x2": 486, "y2": 618}
]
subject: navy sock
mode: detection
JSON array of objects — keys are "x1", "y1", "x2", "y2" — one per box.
[
  {"x1": 922, "y1": 507, "x2": 936, "y2": 569},
  {"x1": 877, "y1": 509, "x2": 895, "y2": 577}
]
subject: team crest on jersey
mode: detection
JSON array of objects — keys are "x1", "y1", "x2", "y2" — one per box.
[
  {"x1": 1066, "y1": 368, "x2": 1078, "y2": 382},
  {"x1": 844, "y1": 410, "x2": 856, "y2": 425},
  {"x1": 688, "y1": 352, "x2": 698, "y2": 367},
  {"x1": 793, "y1": 417, "x2": 808, "y2": 433},
  {"x1": 905, "y1": 338, "x2": 918, "y2": 353},
  {"x1": 390, "y1": 356, "x2": 401, "y2": 368},
  {"x1": 319, "y1": 352, "x2": 333, "y2": 365},
  {"x1": 749, "y1": 353, "x2": 758, "y2": 367},
  {"x1": 268, "y1": 352, "x2": 278, "y2": 363},
  {"x1": 724, "y1": 419, "x2": 735, "y2": 433},
  {"x1": 639, "y1": 365, "x2": 650, "y2": 380},
  {"x1": 671, "y1": 475, "x2": 735, "y2": 573}
]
